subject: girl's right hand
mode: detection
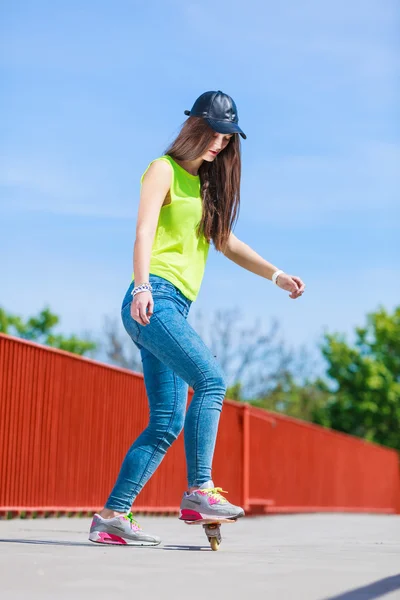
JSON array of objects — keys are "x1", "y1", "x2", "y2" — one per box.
[
  {"x1": 276, "y1": 273, "x2": 305, "y2": 299},
  {"x1": 130, "y1": 291, "x2": 154, "y2": 326}
]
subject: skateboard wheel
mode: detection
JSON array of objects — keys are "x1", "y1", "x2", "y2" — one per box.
[{"x1": 210, "y1": 537, "x2": 220, "y2": 551}]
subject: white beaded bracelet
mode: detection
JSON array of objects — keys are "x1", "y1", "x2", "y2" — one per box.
[
  {"x1": 272, "y1": 270, "x2": 284, "y2": 285},
  {"x1": 131, "y1": 283, "x2": 153, "y2": 297}
]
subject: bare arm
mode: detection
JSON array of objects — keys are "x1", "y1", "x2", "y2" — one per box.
[
  {"x1": 133, "y1": 160, "x2": 172, "y2": 285},
  {"x1": 223, "y1": 232, "x2": 279, "y2": 280},
  {"x1": 131, "y1": 160, "x2": 172, "y2": 325},
  {"x1": 223, "y1": 232, "x2": 306, "y2": 299}
]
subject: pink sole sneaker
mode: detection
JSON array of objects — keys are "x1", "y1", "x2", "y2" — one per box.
[
  {"x1": 90, "y1": 531, "x2": 127, "y2": 544},
  {"x1": 179, "y1": 509, "x2": 203, "y2": 521},
  {"x1": 89, "y1": 530, "x2": 160, "y2": 546},
  {"x1": 88, "y1": 513, "x2": 161, "y2": 546}
]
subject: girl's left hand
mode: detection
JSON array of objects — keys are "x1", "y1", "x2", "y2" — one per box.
[{"x1": 276, "y1": 273, "x2": 306, "y2": 299}]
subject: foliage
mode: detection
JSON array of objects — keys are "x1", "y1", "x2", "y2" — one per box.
[
  {"x1": 228, "y1": 306, "x2": 400, "y2": 451},
  {"x1": 0, "y1": 307, "x2": 96, "y2": 356},
  {"x1": 313, "y1": 306, "x2": 400, "y2": 450}
]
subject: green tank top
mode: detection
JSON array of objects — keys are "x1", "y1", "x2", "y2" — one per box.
[{"x1": 133, "y1": 154, "x2": 210, "y2": 301}]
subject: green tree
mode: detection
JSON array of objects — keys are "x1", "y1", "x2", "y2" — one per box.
[
  {"x1": 226, "y1": 382, "x2": 243, "y2": 402},
  {"x1": 314, "y1": 306, "x2": 400, "y2": 450},
  {"x1": 0, "y1": 307, "x2": 96, "y2": 356}
]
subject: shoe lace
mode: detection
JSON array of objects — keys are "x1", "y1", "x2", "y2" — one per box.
[
  {"x1": 202, "y1": 487, "x2": 228, "y2": 503},
  {"x1": 124, "y1": 512, "x2": 142, "y2": 530}
]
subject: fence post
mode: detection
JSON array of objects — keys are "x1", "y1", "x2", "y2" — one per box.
[{"x1": 242, "y1": 403, "x2": 250, "y2": 512}]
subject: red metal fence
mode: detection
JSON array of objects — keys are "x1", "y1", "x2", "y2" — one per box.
[{"x1": 1, "y1": 334, "x2": 399, "y2": 516}]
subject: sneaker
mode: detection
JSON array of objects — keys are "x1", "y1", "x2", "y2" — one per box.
[
  {"x1": 88, "y1": 512, "x2": 161, "y2": 546},
  {"x1": 179, "y1": 480, "x2": 245, "y2": 522}
]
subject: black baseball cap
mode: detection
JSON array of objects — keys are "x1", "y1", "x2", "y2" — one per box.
[{"x1": 184, "y1": 90, "x2": 247, "y2": 139}]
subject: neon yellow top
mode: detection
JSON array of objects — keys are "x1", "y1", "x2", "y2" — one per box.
[{"x1": 133, "y1": 155, "x2": 210, "y2": 301}]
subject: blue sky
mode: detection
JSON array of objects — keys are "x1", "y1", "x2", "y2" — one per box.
[{"x1": 1, "y1": 0, "x2": 399, "y2": 376}]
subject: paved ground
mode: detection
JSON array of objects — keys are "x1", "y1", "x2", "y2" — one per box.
[{"x1": 0, "y1": 514, "x2": 399, "y2": 600}]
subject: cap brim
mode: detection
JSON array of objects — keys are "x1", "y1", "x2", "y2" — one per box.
[{"x1": 205, "y1": 117, "x2": 247, "y2": 139}]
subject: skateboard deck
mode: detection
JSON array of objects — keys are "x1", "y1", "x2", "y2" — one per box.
[{"x1": 182, "y1": 517, "x2": 236, "y2": 525}]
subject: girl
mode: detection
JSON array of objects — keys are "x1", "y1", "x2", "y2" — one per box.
[{"x1": 89, "y1": 90, "x2": 305, "y2": 546}]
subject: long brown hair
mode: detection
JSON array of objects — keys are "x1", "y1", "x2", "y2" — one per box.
[{"x1": 164, "y1": 116, "x2": 241, "y2": 252}]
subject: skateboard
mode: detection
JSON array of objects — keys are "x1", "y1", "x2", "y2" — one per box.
[{"x1": 180, "y1": 517, "x2": 237, "y2": 551}]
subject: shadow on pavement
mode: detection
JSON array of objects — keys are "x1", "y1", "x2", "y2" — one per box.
[
  {"x1": 162, "y1": 544, "x2": 210, "y2": 551},
  {"x1": 0, "y1": 538, "x2": 208, "y2": 551},
  {"x1": 0, "y1": 538, "x2": 95, "y2": 547},
  {"x1": 325, "y1": 574, "x2": 400, "y2": 600}
]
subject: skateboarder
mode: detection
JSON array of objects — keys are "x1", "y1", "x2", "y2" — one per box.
[{"x1": 89, "y1": 90, "x2": 306, "y2": 546}]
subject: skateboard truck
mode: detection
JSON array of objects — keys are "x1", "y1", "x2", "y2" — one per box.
[{"x1": 180, "y1": 516, "x2": 238, "y2": 551}]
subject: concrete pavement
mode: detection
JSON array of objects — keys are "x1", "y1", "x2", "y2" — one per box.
[{"x1": 0, "y1": 514, "x2": 399, "y2": 600}]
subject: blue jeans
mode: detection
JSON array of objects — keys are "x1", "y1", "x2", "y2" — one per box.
[{"x1": 105, "y1": 274, "x2": 227, "y2": 512}]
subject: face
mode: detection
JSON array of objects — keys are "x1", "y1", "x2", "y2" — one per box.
[{"x1": 202, "y1": 132, "x2": 233, "y2": 161}]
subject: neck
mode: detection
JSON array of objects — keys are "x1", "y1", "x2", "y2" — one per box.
[{"x1": 175, "y1": 157, "x2": 204, "y2": 176}]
